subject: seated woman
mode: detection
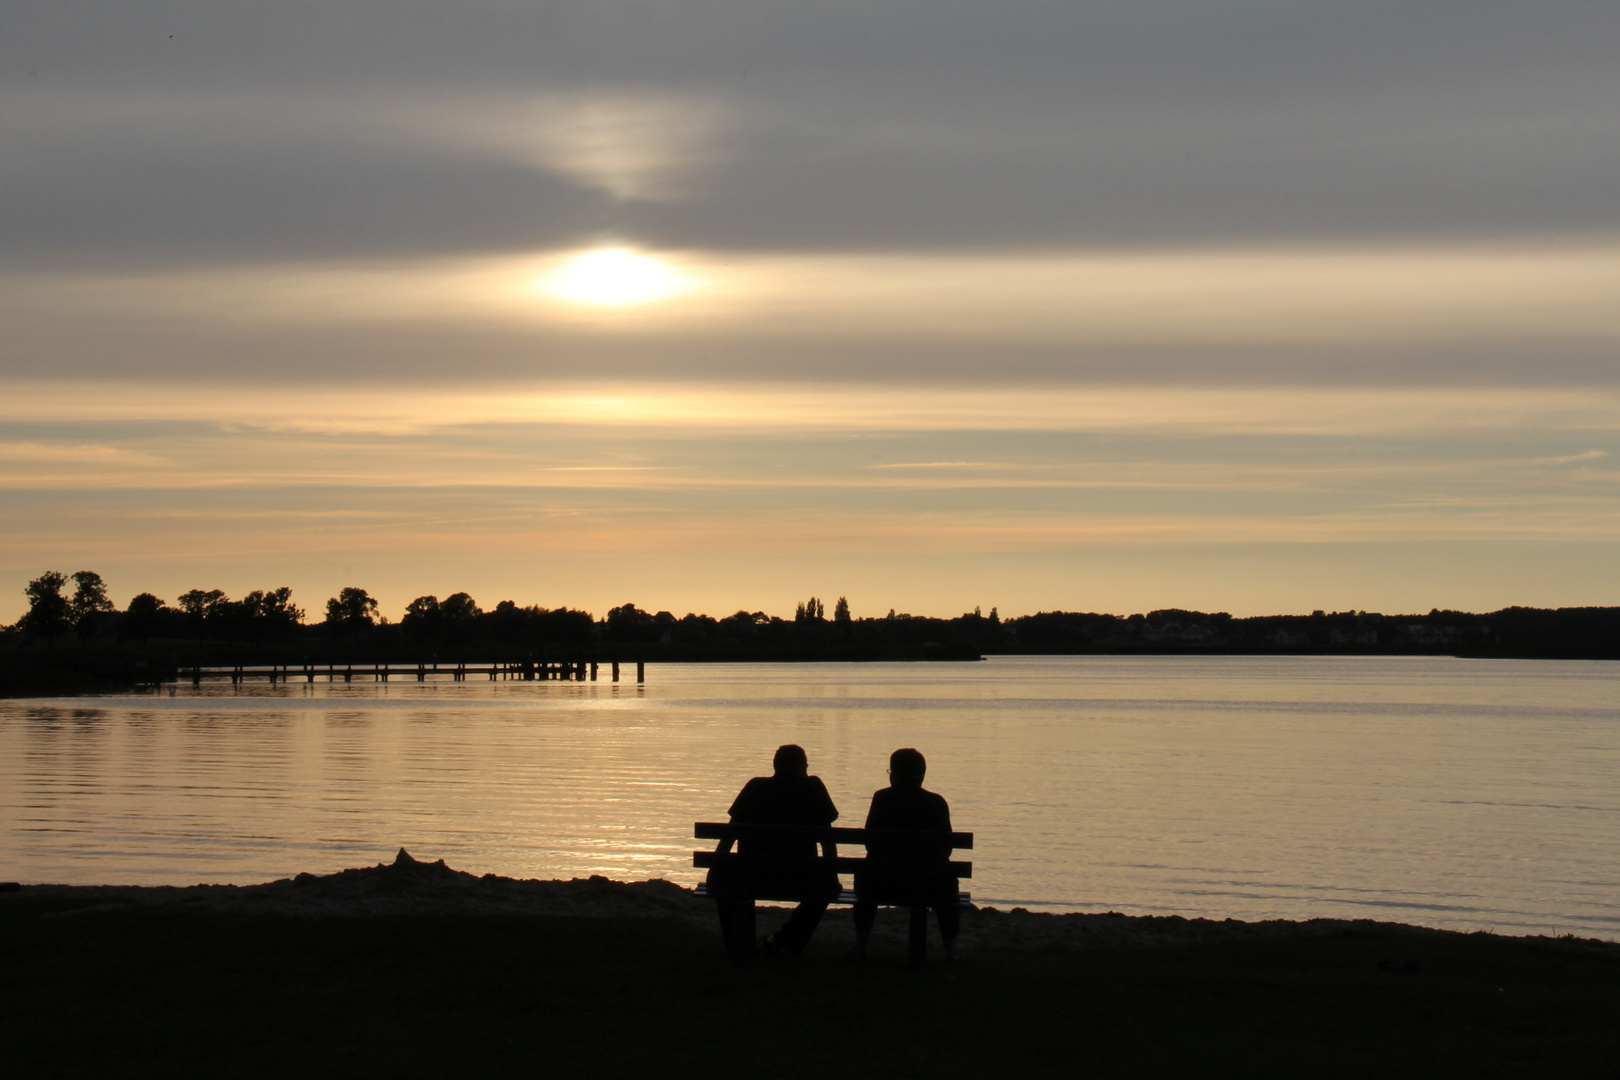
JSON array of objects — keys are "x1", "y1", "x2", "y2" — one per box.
[{"x1": 850, "y1": 747, "x2": 960, "y2": 962}]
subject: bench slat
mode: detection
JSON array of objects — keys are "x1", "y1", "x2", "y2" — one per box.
[
  {"x1": 694, "y1": 822, "x2": 972, "y2": 849},
  {"x1": 693, "y1": 882, "x2": 973, "y2": 907},
  {"x1": 693, "y1": 851, "x2": 972, "y2": 878}
]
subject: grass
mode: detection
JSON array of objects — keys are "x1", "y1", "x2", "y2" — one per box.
[{"x1": 2, "y1": 894, "x2": 1616, "y2": 1078}]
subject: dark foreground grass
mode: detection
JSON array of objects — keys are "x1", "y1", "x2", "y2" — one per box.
[{"x1": 3, "y1": 894, "x2": 1616, "y2": 1079}]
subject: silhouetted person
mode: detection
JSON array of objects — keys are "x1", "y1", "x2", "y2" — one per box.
[
  {"x1": 709, "y1": 744, "x2": 840, "y2": 959},
  {"x1": 850, "y1": 748, "x2": 960, "y2": 962}
]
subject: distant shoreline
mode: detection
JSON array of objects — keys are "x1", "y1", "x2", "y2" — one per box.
[
  {"x1": 3, "y1": 646, "x2": 1616, "y2": 699},
  {"x1": 8, "y1": 593, "x2": 1620, "y2": 701}
]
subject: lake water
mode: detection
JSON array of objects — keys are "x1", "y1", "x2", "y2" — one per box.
[{"x1": 1, "y1": 656, "x2": 1616, "y2": 938}]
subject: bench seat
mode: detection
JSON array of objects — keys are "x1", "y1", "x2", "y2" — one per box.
[{"x1": 693, "y1": 883, "x2": 972, "y2": 907}]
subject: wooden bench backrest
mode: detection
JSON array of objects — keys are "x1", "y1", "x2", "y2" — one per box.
[{"x1": 694, "y1": 822, "x2": 973, "y2": 849}]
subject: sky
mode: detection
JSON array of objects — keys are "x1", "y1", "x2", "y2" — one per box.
[{"x1": 3, "y1": 0, "x2": 1618, "y2": 622}]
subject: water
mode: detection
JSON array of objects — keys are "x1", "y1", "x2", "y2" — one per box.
[{"x1": 1, "y1": 656, "x2": 1616, "y2": 938}]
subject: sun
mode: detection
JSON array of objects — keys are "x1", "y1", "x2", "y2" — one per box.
[{"x1": 540, "y1": 247, "x2": 690, "y2": 308}]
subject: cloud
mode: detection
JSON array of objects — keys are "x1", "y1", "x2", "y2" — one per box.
[
  {"x1": 0, "y1": 441, "x2": 164, "y2": 465},
  {"x1": 3, "y1": 1, "x2": 1618, "y2": 266},
  {"x1": 3, "y1": 244, "x2": 1617, "y2": 387},
  {"x1": 2, "y1": 381, "x2": 1617, "y2": 437},
  {"x1": 1532, "y1": 449, "x2": 1609, "y2": 466}
]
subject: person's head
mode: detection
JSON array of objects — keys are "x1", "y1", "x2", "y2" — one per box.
[
  {"x1": 773, "y1": 743, "x2": 809, "y2": 778},
  {"x1": 889, "y1": 747, "x2": 926, "y2": 788}
]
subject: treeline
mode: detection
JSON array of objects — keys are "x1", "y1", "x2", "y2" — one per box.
[
  {"x1": 1008, "y1": 607, "x2": 1620, "y2": 659},
  {"x1": 4, "y1": 572, "x2": 1619, "y2": 666}
]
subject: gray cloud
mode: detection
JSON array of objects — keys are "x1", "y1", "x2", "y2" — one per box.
[{"x1": 4, "y1": 0, "x2": 1617, "y2": 267}]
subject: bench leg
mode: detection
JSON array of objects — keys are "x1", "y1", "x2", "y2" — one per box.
[{"x1": 907, "y1": 905, "x2": 928, "y2": 971}]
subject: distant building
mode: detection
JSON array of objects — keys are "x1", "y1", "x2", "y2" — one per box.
[
  {"x1": 1404, "y1": 624, "x2": 1461, "y2": 645},
  {"x1": 1144, "y1": 621, "x2": 1213, "y2": 644},
  {"x1": 1329, "y1": 629, "x2": 1378, "y2": 645}
]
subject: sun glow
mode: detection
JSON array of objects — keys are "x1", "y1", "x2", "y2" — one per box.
[{"x1": 540, "y1": 248, "x2": 691, "y2": 308}]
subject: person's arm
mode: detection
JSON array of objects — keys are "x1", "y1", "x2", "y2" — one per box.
[
  {"x1": 717, "y1": 779, "x2": 757, "y2": 854},
  {"x1": 934, "y1": 795, "x2": 953, "y2": 860},
  {"x1": 814, "y1": 777, "x2": 839, "y2": 860}
]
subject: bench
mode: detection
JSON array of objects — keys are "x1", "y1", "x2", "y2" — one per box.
[{"x1": 692, "y1": 822, "x2": 973, "y2": 968}]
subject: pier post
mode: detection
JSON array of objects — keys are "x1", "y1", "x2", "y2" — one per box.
[
  {"x1": 590, "y1": 661, "x2": 598, "y2": 681},
  {"x1": 636, "y1": 661, "x2": 645, "y2": 684},
  {"x1": 612, "y1": 661, "x2": 620, "y2": 682}
]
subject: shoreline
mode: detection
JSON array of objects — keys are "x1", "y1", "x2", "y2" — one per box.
[
  {"x1": 10, "y1": 848, "x2": 1615, "y2": 956},
  {"x1": 7, "y1": 648, "x2": 1618, "y2": 699},
  {"x1": 10, "y1": 851, "x2": 1620, "y2": 1077}
]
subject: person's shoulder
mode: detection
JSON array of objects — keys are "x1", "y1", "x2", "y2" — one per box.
[
  {"x1": 737, "y1": 775, "x2": 773, "y2": 795},
  {"x1": 731, "y1": 775, "x2": 773, "y2": 804}
]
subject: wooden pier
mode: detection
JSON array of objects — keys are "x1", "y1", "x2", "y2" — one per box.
[{"x1": 171, "y1": 660, "x2": 645, "y2": 687}]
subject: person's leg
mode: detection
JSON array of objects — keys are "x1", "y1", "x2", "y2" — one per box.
[
  {"x1": 851, "y1": 900, "x2": 877, "y2": 956},
  {"x1": 771, "y1": 897, "x2": 829, "y2": 954},
  {"x1": 714, "y1": 896, "x2": 734, "y2": 949},
  {"x1": 934, "y1": 892, "x2": 961, "y2": 962}
]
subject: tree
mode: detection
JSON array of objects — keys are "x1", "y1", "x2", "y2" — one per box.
[
  {"x1": 438, "y1": 592, "x2": 482, "y2": 646},
  {"x1": 325, "y1": 587, "x2": 378, "y2": 638},
  {"x1": 606, "y1": 603, "x2": 655, "y2": 641},
  {"x1": 256, "y1": 586, "x2": 305, "y2": 636},
  {"x1": 440, "y1": 592, "x2": 482, "y2": 622},
  {"x1": 67, "y1": 571, "x2": 114, "y2": 644},
  {"x1": 123, "y1": 593, "x2": 168, "y2": 644},
  {"x1": 230, "y1": 587, "x2": 304, "y2": 641},
  {"x1": 20, "y1": 571, "x2": 70, "y2": 644},
  {"x1": 177, "y1": 589, "x2": 227, "y2": 638},
  {"x1": 402, "y1": 595, "x2": 441, "y2": 642},
  {"x1": 833, "y1": 596, "x2": 851, "y2": 625}
]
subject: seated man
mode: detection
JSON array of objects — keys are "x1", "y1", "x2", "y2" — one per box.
[
  {"x1": 708, "y1": 743, "x2": 840, "y2": 958},
  {"x1": 850, "y1": 747, "x2": 960, "y2": 962}
]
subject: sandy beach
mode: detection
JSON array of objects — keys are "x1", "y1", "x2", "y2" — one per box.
[{"x1": 15, "y1": 847, "x2": 1614, "y2": 957}]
